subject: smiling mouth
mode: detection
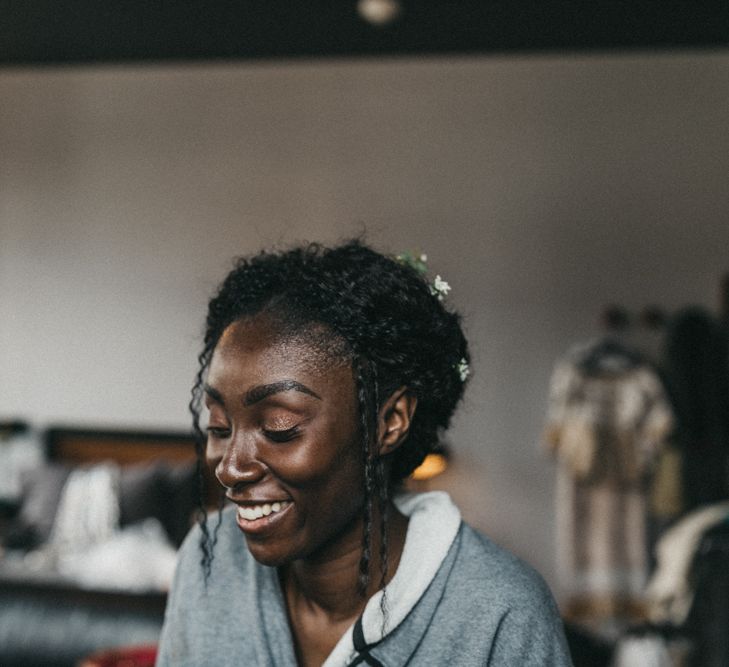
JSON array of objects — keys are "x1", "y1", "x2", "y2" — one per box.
[{"x1": 237, "y1": 501, "x2": 292, "y2": 522}]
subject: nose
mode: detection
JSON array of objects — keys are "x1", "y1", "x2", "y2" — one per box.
[{"x1": 213, "y1": 435, "x2": 267, "y2": 492}]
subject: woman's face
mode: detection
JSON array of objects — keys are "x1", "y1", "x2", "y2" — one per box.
[{"x1": 204, "y1": 315, "x2": 365, "y2": 567}]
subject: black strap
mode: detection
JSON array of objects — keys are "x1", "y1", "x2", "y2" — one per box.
[{"x1": 345, "y1": 616, "x2": 385, "y2": 667}]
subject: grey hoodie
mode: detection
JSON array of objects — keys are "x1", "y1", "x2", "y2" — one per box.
[{"x1": 157, "y1": 492, "x2": 572, "y2": 666}]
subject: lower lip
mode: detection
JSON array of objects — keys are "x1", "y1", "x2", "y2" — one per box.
[{"x1": 235, "y1": 503, "x2": 293, "y2": 535}]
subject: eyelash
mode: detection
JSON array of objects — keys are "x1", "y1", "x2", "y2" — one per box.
[
  {"x1": 263, "y1": 426, "x2": 301, "y2": 443},
  {"x1": 206, "y1": 426, "x2": 301, "y2": 443},
  {"x1": 206, "y1": 426, "x2": 230, "y2": 439}
]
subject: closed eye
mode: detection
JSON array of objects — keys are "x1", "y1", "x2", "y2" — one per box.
[
  {"x1": 206, "y1": 426, "x2": 231, "y2": 438},
  {"x1": 263, "y1": 426, "x2": 301, "y2": 443}
]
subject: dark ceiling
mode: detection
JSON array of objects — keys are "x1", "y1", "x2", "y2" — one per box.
[{"x1": 1, "y1": 0, "x2": 728, "y2": 66}]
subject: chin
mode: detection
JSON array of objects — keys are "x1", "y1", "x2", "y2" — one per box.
[{"x1": 244, "y1": 537, "x2": 297, "y2": 568}]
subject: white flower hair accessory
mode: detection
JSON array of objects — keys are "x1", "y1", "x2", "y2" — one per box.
[
  {"x1": 456, "y1": 358, "x2": 470, "y2": 382},
  {"x1": 395, "y1": 250, "x2": 470, "y2": 384},
  {"x1": 430, "y1": 275, "x2": 451, "y2": 301},
  {"x1": 395, "y1": 251, "x2": 451, "y2": 302}
]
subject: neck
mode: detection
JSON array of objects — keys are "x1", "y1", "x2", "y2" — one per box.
[{"x1": 280, "y1": 500, "x2": 409, "y2": 622}]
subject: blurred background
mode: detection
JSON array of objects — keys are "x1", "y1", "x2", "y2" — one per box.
[{"x1": 1, "y1": 1, "x2": 729, "y2": 665}]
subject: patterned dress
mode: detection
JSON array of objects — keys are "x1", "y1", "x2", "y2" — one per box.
[{"x1": 544, "y1": 340, "x2": 674, "y2": 626}]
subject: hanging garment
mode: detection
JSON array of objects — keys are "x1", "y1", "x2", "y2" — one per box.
[
  {"x1": 544, "y1": 339, "x2": 674, "y2": 623},
  {"x1": 663, "y1": 307, "x2": 729, "y2": 511}
]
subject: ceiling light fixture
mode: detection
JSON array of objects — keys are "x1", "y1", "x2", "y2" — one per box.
[{"x1": 357, "y1": 0, "x2": 402, "y2": 27}]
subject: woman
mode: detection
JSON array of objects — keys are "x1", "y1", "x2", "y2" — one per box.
[{"x1": 157, "y1": 240, "x2": 571, "y2": 666}]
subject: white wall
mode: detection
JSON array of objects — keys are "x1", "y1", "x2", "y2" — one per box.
[{"x1": 2, "y1": 50, "x2": 729, "y2": 593}]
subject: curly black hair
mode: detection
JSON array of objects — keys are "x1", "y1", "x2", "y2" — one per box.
[{"x1": 189, "y1": 239, "x2": 470, "y2": 595}]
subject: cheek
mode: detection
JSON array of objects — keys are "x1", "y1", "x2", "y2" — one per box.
[
  {"x1": 269, "y1": 428, "x2": 364, "y2": 501},
  {"x1": 270, "y1": 443, "x2": 362, "y2": 489}
]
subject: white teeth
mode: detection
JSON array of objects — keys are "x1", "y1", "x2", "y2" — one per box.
[{"x1": 238, "y1": 501, "x2": 290, "y2": 522}]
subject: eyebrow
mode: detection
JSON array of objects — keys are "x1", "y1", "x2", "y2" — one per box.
[{"x1": 204, "y1": 380, "x2": 321, "y2": 407}]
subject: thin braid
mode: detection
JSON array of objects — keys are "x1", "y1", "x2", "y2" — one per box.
[
  {"x1": 189, "y1": 345, "x2": 219, "y2": 580},
  {"x1": 355, "y1": 358, "x2": 375, "y2": 597},
  {"x1": 371, "y1": 367, "x2": 390, "y2": 626},
  {"x1": 356, "y1": 359, "x2": 391, "y2": 631},
  {"x1": 377, "y1": 457, "x2": 390, "y2": 631}
]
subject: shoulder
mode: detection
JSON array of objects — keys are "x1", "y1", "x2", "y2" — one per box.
[
  {"x1": 451, "y1": 523, "x2": 557, "y2": 610},
  {"x1": 441, "y1": 523, "x2": 572, "y2": 665}
]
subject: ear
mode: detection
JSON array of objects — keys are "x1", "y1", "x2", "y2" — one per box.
[{"x1": 377, "y1": 386, "x2": 418, "y2": 457}]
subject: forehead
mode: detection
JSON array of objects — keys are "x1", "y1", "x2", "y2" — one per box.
[{"x1": 210, "y1": 315, "x2": 350, "y2": 383}]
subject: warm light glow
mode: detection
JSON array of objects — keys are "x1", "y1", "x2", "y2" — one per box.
[
  {"x1": 357, "y1": 0, "x2": 402, "y2": 26},
  {"x1": 410, "y1": 453, "x2": 448, "y2": 480}
]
